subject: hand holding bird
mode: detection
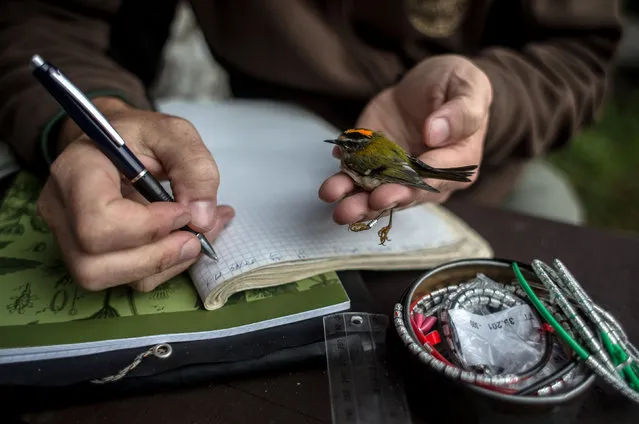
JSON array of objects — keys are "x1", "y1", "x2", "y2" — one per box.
[
  {"x1": 319, "y1": 55, "x2": 493, "y2": 243},
  {"x1": 323, "y1": 128, "x2": 478, "y2": 244}
]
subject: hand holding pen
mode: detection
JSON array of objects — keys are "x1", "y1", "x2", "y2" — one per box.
[{"x1": 31, "y1": 55, "x2": 235, "y2": 292}]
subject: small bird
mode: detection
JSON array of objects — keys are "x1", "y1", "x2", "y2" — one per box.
[{"x1": 324, "y1": 128, "x2": 478, "y2": 245}]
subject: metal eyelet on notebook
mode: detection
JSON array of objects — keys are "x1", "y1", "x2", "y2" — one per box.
[{"x1": 152, "y1": 343, "x2": 173, "y2": 359}]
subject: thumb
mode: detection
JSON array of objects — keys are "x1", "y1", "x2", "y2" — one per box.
[
  {"x1": 424, "y1": 70, "x2": 492, "y2": 147},
  {"x1": 148, "y1": 117, "x2": 222, "y2": 232}
]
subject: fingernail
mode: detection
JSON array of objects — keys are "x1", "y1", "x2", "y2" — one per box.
[
  {"x1": 203, "y1": 210, "x2": 235, "y2": 238},
  {"x1": 189, "y1": 201, "x2": 216, "y2": 230},
  {"x1": 428, "y1": 118, "x2": 450, "y2": 146},
  {"x1": 219, "y1": 210, "x2": 234, "y2": 229},
  {"x1": 180, "y1": 237, "x2": 201, "y2": 262}
]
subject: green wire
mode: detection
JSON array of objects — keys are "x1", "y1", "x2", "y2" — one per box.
[
  {"x1": 623, "y1": 360, "x2": 639, "y2": 391},
  {"x1": 512, "y1": 262, "x2": 590, "y2": 360},
  {"x1": 601, "y1": 331, "x2": 624, "y2": 378},
  {"x1": 605, "y1": 334, "x2": 639, "y2": 390}
]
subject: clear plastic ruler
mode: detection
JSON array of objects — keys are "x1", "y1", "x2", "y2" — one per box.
[{"x1": 323, "y1": 312, "x2": 412, "y2": 424}]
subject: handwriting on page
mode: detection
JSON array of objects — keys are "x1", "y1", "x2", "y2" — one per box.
[{"x1": 191, "y1": 203, "x2": 458, "y2": 294}]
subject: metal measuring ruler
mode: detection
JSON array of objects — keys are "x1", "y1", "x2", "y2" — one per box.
[{"x1": 323, "y1": 312, "x2": 412, "y2": 424}]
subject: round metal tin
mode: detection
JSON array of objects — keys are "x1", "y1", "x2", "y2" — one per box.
[{"x1": 392, "y1": 258, "x2": 596, "y2": 424}]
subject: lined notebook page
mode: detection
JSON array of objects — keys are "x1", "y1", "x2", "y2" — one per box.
[{"x1": 157, "y1": 100, "x2": 460, "y2": 299}]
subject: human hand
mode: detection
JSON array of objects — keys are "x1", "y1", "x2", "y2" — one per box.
[
  {"x1": 319, "y1": 54, "x2": 492, "y2": 225},
  {"x1": 37, "y1": 97, "x2": 234, "y2": 292}
]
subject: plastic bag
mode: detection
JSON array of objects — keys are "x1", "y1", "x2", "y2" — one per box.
[{"x1": 441, "y1": 274, "x2": 547, "y2": 376}]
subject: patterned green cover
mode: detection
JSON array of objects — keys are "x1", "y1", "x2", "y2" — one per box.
[{"x1": 0, "y1": 172, "x2": 349, "y2": 350}]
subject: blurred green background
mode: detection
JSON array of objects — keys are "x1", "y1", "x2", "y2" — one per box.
[{"x1": 547, "y1": 2, "x2": 639, "y2": 235}]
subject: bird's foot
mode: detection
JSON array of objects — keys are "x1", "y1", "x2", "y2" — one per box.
[
  {"x1": 349, "y1": 221, "x2": 374, "y2": 232},
  {"x1": 377, "y1": 225, "x2": 391, "y2": 245},
  {"x1": 378, "y1": 208, "x2": 394, "y2": 245},
  {"x1": 348, "y1": 212, "x2": 381, "y2": 232}
]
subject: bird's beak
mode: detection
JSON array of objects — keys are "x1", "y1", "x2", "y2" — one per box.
[{"x1": 323, "y1": 139, "x2": 338, "y2": 145}]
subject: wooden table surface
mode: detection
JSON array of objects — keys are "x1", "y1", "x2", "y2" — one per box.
[{"x1": 8, "y1": 198, "x2": 639, "y2": 424}]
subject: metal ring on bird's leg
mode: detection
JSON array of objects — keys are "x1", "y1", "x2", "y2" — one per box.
[{"x1": 348, "y1": 208, "x2": 395, "y2": 245}]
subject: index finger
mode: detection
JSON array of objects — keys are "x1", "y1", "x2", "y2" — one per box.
[
  {"x1": 146, "y1": 116, "x2": 221, "y2": 232},
  {"x1": 319, "y1": 173, "x2": 357, "y2": 203}
]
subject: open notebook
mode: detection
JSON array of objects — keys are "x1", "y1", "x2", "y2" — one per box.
[{"x1": 156, "y1": 99, "x2": 493, "y2": 310}]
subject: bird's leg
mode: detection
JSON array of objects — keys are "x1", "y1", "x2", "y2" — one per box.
[
  {"x1": 348, "y1": 208, "x2": 394, "y2": 245},
  {"x1": 377, "y1": 208, "x2": 393, "y2": 245}
]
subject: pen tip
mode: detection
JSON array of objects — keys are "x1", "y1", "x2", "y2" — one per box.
[{"x1": 196, "y1": 233, "x2": 218, "y2": 261}]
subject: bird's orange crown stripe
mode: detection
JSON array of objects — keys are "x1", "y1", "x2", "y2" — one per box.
[{"x1": 345, "y1": 128, "x2": 373, "y2": 137}]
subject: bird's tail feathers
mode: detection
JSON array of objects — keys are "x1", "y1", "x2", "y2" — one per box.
[
  {"x1": 409, "y1": 157, "x2": 477, "y2": 182},
  {"x1": 423, "y1": 165, "x2": 477, "y2": 182}
]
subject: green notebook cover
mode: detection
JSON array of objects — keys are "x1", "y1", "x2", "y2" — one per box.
[{"x1": 0, "y1": 172, "x2": 350, "y2": 361}]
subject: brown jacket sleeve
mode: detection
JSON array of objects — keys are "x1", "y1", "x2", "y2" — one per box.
[
  {"x1": 471, "y1": 0, "x2": 623, "y2": 166},
  {"x1": 0, "y1": 0, "x2": 153, "y2": 174}
]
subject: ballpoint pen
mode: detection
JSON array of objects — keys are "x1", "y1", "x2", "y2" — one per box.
[{"x1": 30, "y1": 54, "x2": 218, "y2": 261}]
